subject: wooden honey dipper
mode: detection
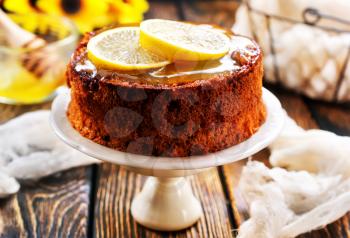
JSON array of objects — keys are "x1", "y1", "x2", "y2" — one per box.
[{"x1": 0, "y1": 9, "x2": 59, "y2": 77}]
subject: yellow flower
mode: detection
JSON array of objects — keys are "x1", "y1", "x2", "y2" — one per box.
[
  {"x1": 38, "y1": 0, "x2": 149, "y2": 32},
  {"x1": 1, "y1": 0, "x2": 149, "y2": 33},
  {"x1": 2, "y1": 0, "x2": 38, "y2": 13},
  {"x1": 107, "y1": 0, "x2": 149, "y2": 24},
  {"x1": 37, "y1": 0, "x2": 109, "y2": 33}
]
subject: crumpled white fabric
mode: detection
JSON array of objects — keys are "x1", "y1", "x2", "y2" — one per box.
[
  {"x1": 238, "y1": 114, "x2": 350, "y2": 238},
  {"x1": 233, "y1": 0, "x2": 350, "y2": 102},
  {"x1": 0, "y1": 110, "x2": 100, "y2": 198}
]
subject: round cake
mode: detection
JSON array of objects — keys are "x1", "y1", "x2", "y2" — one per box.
[{"x1": 67, "y1": 22, "x2": 266, "y2": 157}]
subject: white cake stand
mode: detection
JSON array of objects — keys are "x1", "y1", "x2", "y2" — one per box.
[{"x1": 50, "y1": 88, "x2": 284, "y2": 231}]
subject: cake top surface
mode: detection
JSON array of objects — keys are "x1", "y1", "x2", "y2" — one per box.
[{"x1": 72, "y1": 20, "x2": 261, "y2": 87}]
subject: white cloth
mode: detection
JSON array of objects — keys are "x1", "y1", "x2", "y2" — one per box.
[
  {"x1": 233, "y1": 0, "x2": 350, "y2": 102},
  {"x1": 238, "y1": 114, "x2": 350, "y2": 238},
  {"x1": 0, "y1": 110, "x2": 100, "y2": 198}
]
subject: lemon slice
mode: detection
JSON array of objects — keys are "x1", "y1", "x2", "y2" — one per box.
[
  {"x1": 87, "y1": 27, "x2": 170, "y2": 71},
  {"x1": 140, "y1": 19, "x2": 230, "y2": 61}
]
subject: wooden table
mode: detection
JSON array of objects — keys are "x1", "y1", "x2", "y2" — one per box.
[{"x1": 1, "y1": 1, "x2": 350, "y2": 237}]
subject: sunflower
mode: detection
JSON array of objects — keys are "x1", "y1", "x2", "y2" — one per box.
[
  {"x1": 37, "y1": 0, "x2": 110, "y2": 33},
  {"x1": 2, "y1": 0, "x2": 38, "y2": 13},
  {"x1": 107, "y1": 0, "x2": 149, "y2": 24},
  {"x1": 1, "y1": 0, "x2": 149, "y2": 33}
]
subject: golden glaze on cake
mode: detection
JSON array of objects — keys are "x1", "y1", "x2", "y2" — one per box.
[{"x1": 66, "y1": 25, "x2": 266, "y2": 157}]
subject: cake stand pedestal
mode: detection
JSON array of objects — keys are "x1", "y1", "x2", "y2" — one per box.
[
  {"x1": 129, "y1": 173, "x2": 203, "y2": 231},
  {"x1": 50, "y1": 88, "x2": 285, "y2": 231}
]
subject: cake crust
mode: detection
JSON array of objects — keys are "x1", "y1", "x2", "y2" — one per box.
[{"x1": 67, "y1": 29, "x2": 266, "y2": 157}]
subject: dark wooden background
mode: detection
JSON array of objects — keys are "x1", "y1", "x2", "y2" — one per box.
[{"x1": 1, "y1": 0, "x2": 350, "y2": 237}]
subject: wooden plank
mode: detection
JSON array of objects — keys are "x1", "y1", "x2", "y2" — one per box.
[
  {"x1": 94, "y1": 165, "x2": 233, "y2": 238},
  {"x1": 0, "y1": 168, "x2": 91, "y2": 238},
  {"x1": 221, "y1": 87, "x2": 350, "y2": 237},
  {"x1": 271, "y1": 87, "x2": 318, "y2": 130},
  {"x1": 0, "y1": 103, "x2": 51, "y2": 123},
  {"x1": 306, "y1": 100, "x2": 350, "y2": 136},
  {"x1": 93, "y1": 1, "x2": 235, "y2": 237},
  {"x1": 0, "y1": 104, "x2": 92, "y2": 238}
]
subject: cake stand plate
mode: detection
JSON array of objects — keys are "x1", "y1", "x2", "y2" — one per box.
[{"x1": 50, "y1": 88, "x2": 285, "y2": 231}]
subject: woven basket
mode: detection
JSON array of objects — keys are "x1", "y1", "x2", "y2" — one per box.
[{"x1": 234, "y1": 0, "x2": 350, "y2": 103}]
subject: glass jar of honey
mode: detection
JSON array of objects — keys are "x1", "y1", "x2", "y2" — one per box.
[{"x1": 0, "y1": 13, "x2": 78, "y2": 104}]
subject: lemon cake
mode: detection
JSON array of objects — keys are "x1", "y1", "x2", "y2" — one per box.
[{"x1": 66, "y1": 19, "x2": 266, "y2": 157}]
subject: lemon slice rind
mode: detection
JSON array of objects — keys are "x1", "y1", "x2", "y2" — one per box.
[
  {"x1": 140, "y1": 19, "x2": 230, "y2": 61},
  {"x1": 87, "y1": 27, "x2": 170, "y2": 71}
]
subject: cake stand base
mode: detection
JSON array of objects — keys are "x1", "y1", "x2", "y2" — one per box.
[{"x1": 131, "y1": 176, "x2": 202, "y2": 231}]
